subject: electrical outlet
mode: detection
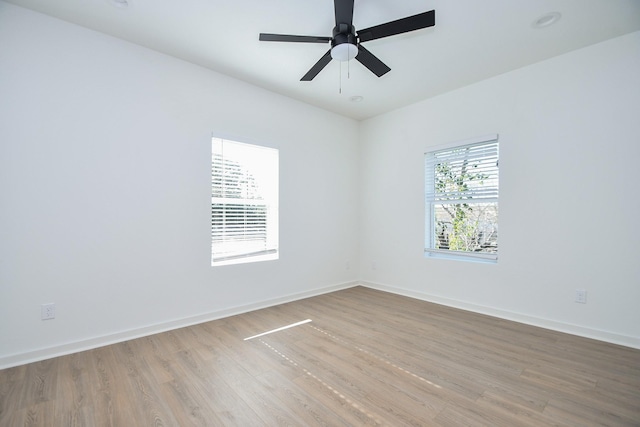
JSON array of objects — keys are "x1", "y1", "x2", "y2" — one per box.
[
  {"x1": 575, "y1": 289, "x2": 587, "y2": 304},
  {"x1": 41, "y1": 303, "x2": 56, "y2": 320},
  {"x1": 345, "y1": 260, "x2": 351, "y2": 270},
  {"x1": 372, "y1": 261, "x2": 377, "y2": 270}
]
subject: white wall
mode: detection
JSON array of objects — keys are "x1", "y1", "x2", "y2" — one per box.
[
  {"x1": 0, "y1": 2, "x2": 360, "y2": 367},
  {"x1": 359, "y1": 31, "x2": 640, "y2": 348},
  {"x1": 2, "y1": 3, "x2": 638, "y2": 368}
]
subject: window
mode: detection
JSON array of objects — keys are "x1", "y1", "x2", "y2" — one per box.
[
  {"x1": 425, "y1": 135, "x2": 499, "y2": 262},
  {"x1": 211, "y1": 138, "x2": 278, "y2": 266}
]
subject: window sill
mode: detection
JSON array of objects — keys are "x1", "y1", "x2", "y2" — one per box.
[
  {"x1": 212, "y1": 250, "x2": 278, "y2": 267},
  {"x1": 424, "y1": 249, "x2": 497, "y2": 264}
]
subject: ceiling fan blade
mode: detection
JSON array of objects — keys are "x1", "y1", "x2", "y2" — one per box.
[
  {"x1": 259, "y1": 33, "x2": 332, "y2": 43},
  {"x1": 358, "y1": 10, "x2": 435, "y2": 43},
  {"x1": 355, "y1": 45, "x2": 390, "y2": 77},
  {"x1": 301, "y1": 50, "x2": 332, "y2": 81},
  {"x1": 334, "y1": 0, "x2": 354, "y2": 25}
]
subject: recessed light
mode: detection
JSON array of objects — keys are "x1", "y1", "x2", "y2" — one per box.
[
  {"x1": 349, "y1": 95, "x2": 364, "y2": 103},
  {"x1": 532, "y1": 12, "x2": 561, "y2": 29},
  {"x1": 107, "y1": 0, "x2": 130, "y2": 9}
]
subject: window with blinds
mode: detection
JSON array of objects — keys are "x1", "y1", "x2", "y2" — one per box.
[
  {"x1": 211, "y1": 138, "x2": 278, "y2": 266},
  {"x1": 425, "y1": 135, "x2": 499, "y2": 262}
]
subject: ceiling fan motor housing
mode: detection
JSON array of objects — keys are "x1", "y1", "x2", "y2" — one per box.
[
  {"x1": 331, "y1": 24, "x2": 358, "y2": 61},
  {"x1": 332, "y1": 24, "x2": 357, "y2": 48}
]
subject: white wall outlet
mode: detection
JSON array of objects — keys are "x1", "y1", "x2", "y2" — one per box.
[
  {"x1": 575, "y1": 289, "x2": 587, "y2": 304},
  {"x1": 41, "y1": 303, "x2": 56, "y2": 320},
  {"x1": 372, "y1": 261, "x2": 377, "y2": 270},
  {"x1": 345, "y1": 260, "x2": 351, "y2": 270}
]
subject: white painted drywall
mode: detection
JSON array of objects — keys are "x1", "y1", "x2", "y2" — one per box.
[
  {"x1": 0, "y1": 2, "x2": 360, "y2": 366},
  {"x1": 359, "y1": 31, "x2": 640, "y2": 347},
  {"x1": 1, "y1": 2, "x2": 639, "y2": 367}
]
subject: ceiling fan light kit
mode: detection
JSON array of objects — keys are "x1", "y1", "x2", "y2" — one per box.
[
  {"x1": 331, "y1": 43, "x2": 358, "y2": 62},
  {"x1": 259, "y1": 0, "x2": 435, "y2": 81},
  {"x1": 331, "y1": 24, "x2": 358, "y2": 61}
]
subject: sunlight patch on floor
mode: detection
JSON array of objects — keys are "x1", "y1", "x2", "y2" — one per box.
[
  {"x1": 244, "y1": 319, "x2": 312, "y2": 341},
  {"x1": 309, "y1": 324, "x2": 443, "y2": 390},
  {"x1": 258, "y1": 338, "x2": 384, "y2": 425}
]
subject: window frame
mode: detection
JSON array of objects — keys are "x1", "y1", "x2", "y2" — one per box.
[
  {"x1": 424, "y1": 134, "x2": 499, "y2": 263},
  {"x1": 211, "y1": 137, "x2": 279, "y2": 267}
]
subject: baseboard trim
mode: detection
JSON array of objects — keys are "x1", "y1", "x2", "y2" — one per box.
[
  {"x1": 0, "y1": 281, "x2": 359, "y2": 370},
  {"x1": 358, "y1": 281, "x2": 640, "y2": 350}
]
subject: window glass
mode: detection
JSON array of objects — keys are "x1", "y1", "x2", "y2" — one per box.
[
  {"x1": 211, "y1": 138, "x2": 278, "y2": 266},
  {"x1": 425, "y1": 136, "x2": 499, "y2": 262}
]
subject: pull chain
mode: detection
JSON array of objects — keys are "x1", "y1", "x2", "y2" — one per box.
[{"x1": 338, "y1": 60, "x2": 351, "y2": 94}]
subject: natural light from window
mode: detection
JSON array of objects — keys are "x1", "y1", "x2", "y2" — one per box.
[
  {"x1": 425, "y1": 135, "x2": 499, "y2": 263},
  {"x1": 211, "y1": 138, "x2": 279, "y2": 266}
]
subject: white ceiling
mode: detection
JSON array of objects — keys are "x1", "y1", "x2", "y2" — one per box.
[{"x1": 5, "y1": 0, "x2": 640, "y2": 120}]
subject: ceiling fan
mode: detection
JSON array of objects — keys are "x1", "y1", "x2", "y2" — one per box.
[{"x1": 259, "y1": 0, "x2": 435, "y2": 81}]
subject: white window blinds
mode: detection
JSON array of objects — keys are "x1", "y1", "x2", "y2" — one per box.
[
  {"x1": 425, "y1": 136, "x2": 499, "y2": 261},
  {"x1": 211, "y1": 138, "x2": 278, "y2": 266}
]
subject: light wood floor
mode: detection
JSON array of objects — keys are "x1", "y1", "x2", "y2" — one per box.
[{"x1": 1, "y1": 286, "x2": 639, "y2": 426}]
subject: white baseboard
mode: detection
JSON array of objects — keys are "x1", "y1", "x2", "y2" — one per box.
[
  {"x1": 4, "y1": 280, "x2": 636, "y2": 369},
  {"x1": 359, "y1": 281, "x2": 640, "y2": 350},
  {"x1": 0, "y1": 281, "x2": 359, "y2": 370}
]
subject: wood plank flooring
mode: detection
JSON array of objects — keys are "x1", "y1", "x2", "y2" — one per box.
[{"x1": 1, "y1": 286, "x2": 639, "y2": 426}]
